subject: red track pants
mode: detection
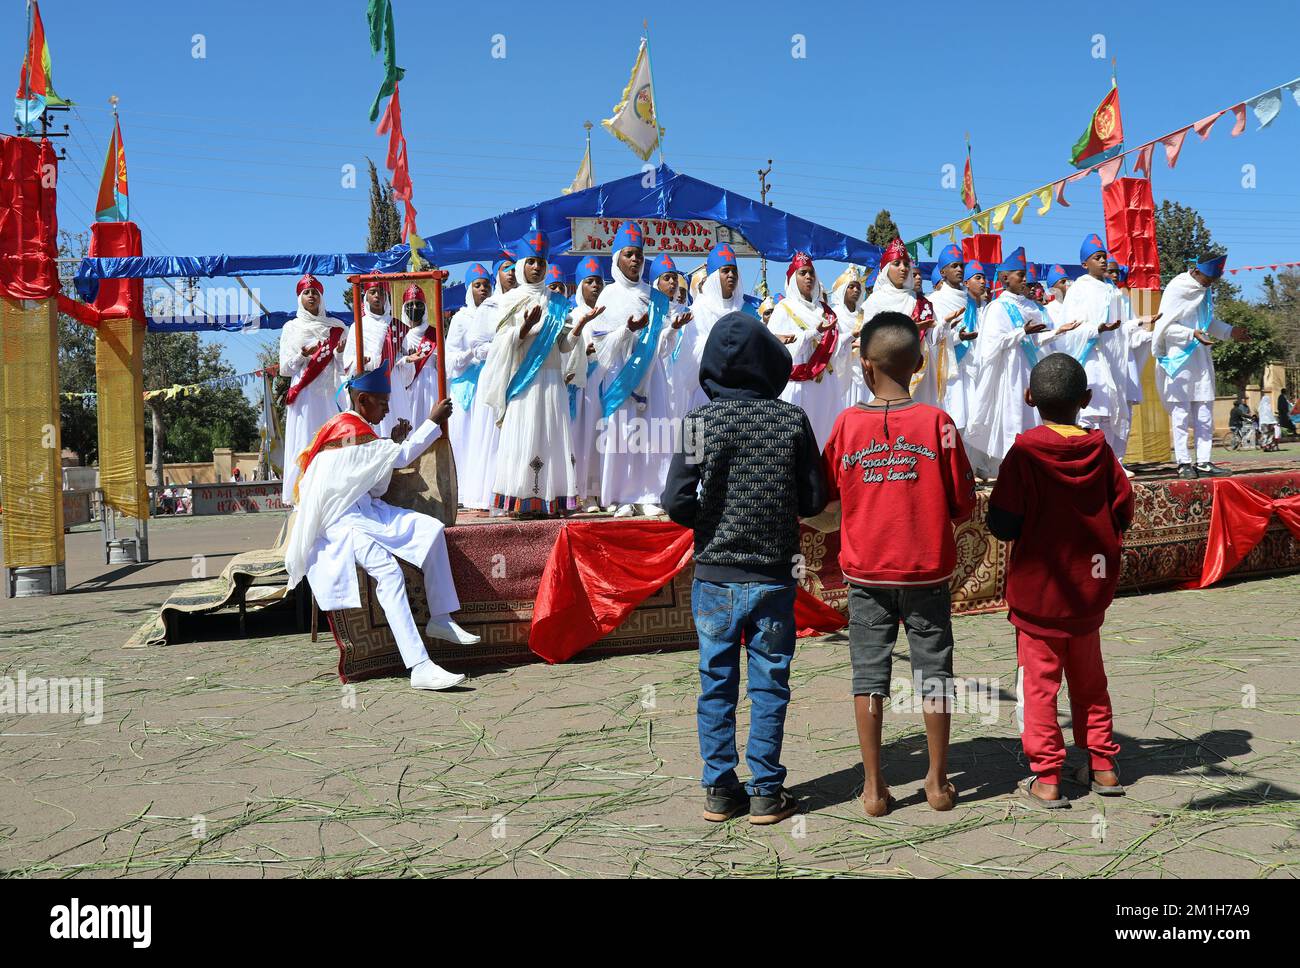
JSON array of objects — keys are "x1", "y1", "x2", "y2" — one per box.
[{"x1": 1015, "y1": 628, "x2": 1120, "y2": 786}]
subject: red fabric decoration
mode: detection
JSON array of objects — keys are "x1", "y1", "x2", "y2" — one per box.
[
  {"x1": 409, "y1": 327, "x2": 438, "y2": 379},
  {"x1": 57, "y1": 292, "x2": 100, "y2": 327},
  {"x1": 879, "y1": 238, "x2": 908, "y2": 268},
  {"x1": 0, "y1": 136, "x2": 59, "y2": 300},
  {"x1": 529, "y1": 520, "x2": 847, "y2": 664},
  {"x1": 786, "y1": 251, "x2": 813, "y2": 280},
  {"x1": 402, "y1": 283, "x2": 424, "y2": 303},
  {"x1": 960, "y1": 234, "x2": 1002, "y2": 269},
  {"x1": 913, "y1": 294, "x2": 934, "y2": 325},
  {"x1": 1190, "y1": 479, "x2": 1300, "y2": 589},
  {"x1": 1102, "y1": 177, "x2": 1161, "y2": 291},
  {"x1": 364, "y1": 279, "x2": 385, "y2": 293},
  {"x1": 88, "y1": 221, "x2": 144, "y2": 322},
  {"x1": 293, "y1": 412, "x2": 377, "y2": 500},
  {"x1": 296, "y1": 273, "x2": 323, "y2": 297}
]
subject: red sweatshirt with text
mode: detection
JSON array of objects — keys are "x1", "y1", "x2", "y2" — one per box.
[
  {"x1": 821, "y1": 401, "x2": 977, "y2": 587},
  {"x1": 987, "y1": 425, "x2": 1135, "y2": 637}
]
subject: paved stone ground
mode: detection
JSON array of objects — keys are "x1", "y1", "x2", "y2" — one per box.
[{"x1": 0, "y1": 454, "x2": 1296, "y2": 878}]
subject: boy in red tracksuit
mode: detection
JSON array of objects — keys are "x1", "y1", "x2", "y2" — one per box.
[
  {"x1": 987, "y1": 352, "x2": 1135, "y2": 808},
  {"x1": 822, "y1": 311, "x2": 977, "y2": 818}
]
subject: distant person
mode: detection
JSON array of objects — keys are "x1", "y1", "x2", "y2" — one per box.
[
  {"x1": 232, "y1": 467, "x2": 242, "y2": 483},
  {"x1": 1278, "y1": 387, "x2": 1295, "y2": 435},
  {"x1": 987, "y1": 354, "x2": 1134, "y2": 809},
  {"x1": 1258, "y1": 391, "x2": 1280, "y2": 446}
]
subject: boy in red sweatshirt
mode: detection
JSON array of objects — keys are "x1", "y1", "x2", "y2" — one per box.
[
  {"x1": 987, "y1": 352, "x2": 1135, "y2": 808},
  {"x1": 821, "y1": 311, "x2": 977, "y2": 817}
]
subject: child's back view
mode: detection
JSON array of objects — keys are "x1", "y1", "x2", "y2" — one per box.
[
  {"x1": 663, "y1": 311, "x2": 827, "y2": 825},
  {"x1": 987, "y1": 353, "x2": 1135, "y2": 808}
]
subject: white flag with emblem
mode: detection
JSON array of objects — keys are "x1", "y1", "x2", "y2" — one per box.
[{"x1": 601, "y1": 39, "x2": 658, "y2": 161}]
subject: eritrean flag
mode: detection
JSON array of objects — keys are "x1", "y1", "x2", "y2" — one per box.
[
  {"x1": 1070, "y1": 86, "x2": 1124, "y2": 169},
  {"x1": 95, "y1": 116, "x2": 129, "y2": 221},
  {"x1": 961, "y1": 154, "x2": 978, "y2": 212},
  {"x1": 14, "y1": 1, "x2": 70, "y2": 135}
]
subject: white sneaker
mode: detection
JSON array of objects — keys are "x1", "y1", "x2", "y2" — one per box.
[
  {"x1": 640, "y1": 504, "x2": 664, "y2": 517},
  {"x1": 1121, "y1": 464, "x2": 1136, "y2": 479},
  {"x1": 410, "y1": 660, "x2": 466, "y2": 691},
  {"x1": 613, "y1": 504, "x2": 636, "y2": 518},
  {"x1": 585, "y1": 502, "x2": 601, "y2": 514},
  {"x1": 425, "y1": 614, "x2": 481, "y2": 645}
]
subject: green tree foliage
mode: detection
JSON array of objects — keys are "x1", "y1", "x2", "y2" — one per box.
[
  {"x1": 1260, "y1": 270, "x2": 1300, "y2": 365},
  {"x1": 1213, "y1": 299, "x2": 1282, "y2": 395},
  {"x1": 866, "y1": 209, "x2": 902, "y2": 248},
  {"x1": 1154, "y1": 200, "x2": 1239, "y2": 299},
  {"x1": 56, "y1": 231, "x2": 99, "y2": 463}
]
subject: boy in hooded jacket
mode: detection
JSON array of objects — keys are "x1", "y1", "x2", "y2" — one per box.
[
  {"x1": 987, "y1": 353, "x2": 1135, "y2": 809},
  {"x1": 663, "y1": 311, "x2": 827, "y2": 826}
]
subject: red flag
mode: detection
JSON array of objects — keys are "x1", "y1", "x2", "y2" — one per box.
[{"x1": 961, "y1": 154, "x2": 978, "y2": 211}]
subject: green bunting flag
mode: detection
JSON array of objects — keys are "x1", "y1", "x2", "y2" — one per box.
[{"x1": 367, "y1": 0, "x2": 405, "y2": 122}]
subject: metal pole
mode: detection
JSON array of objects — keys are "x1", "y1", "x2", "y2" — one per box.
[{"x1": 757, "y1": 160, "x2": 772, "y2": 292}]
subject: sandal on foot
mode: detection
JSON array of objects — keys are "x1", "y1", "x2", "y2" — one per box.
[
  {"x1": 925, "y1": 781, "x2": 958, "y2": 811},
  {"x1": 1074, "y1": 765, "x2": 1127, "y2": 797},
  {"x1": 1016, "y1": 775, "x2": 1070, "y2": 810},
  {"x1": 861, "y1": 789, "x2": 896, "y2": 818}
]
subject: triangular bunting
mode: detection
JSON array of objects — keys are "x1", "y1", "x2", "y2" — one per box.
[
  {"x1": 1193, "y1": 111, "x2": 1224, "y2": 140},
  {"x1": 1163, "y1": 127, "x2": 1190, "y2": 168},
  {"x1": 1248, "y1": 89, "x2": 1284, "y2": 129},
  {"x1": 1230, "y1": 103, "x2": 1248, "y2": 136}
]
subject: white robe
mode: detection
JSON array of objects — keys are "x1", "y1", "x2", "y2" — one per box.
[
  {"x1": 343, "y1": 310, "x2": 410, "y2": 437},
  {"x1": 285, "y1": 415, "x2": 447, "y2": 612},
  {"x1": 1060, "y1": 274, "x2": 1135, "y2": 451},
  {"x1": 861, "y1": 273, "x2": 939, "y2": 406},
  {"x1": 278, "y1": 309, "x2": 343, "y2": 505},
  {"x1": 1153, "y1": 272, "x2": 1233, "y2": 406},
  {"x1": 461, "y1": 292, "x2": 506, "y2": 509},
  {"x1": 965, "y1": 291, "x2": 1072, "y2": 474},
  {"x1": 595, "y1": 267, "x2": 673, "y2": 506},
  {"x1": 769, "y1": 284, "x2": 843, "y2": 448},
  {"x1": 478, "y1": 273, "x2": 579, "y2": 513},
  {"x1": 444, "y1": 299, "x2": 483, "y2": 473},
  {"x1": 568, "y1": 294, "x2": 605, "y2": 502},
  {"x1": 927, "y1": 282, "x2": 980, "y2": 431},
  {"x1": 828, "y1": 280, "x2": 865, "y2": 414}
]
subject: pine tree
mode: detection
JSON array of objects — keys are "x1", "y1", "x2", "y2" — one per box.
[{"x1": 866, "y1": 209, "x2": 902, "y2": 247}]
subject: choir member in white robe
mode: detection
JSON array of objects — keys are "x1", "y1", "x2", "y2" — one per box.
[
  {"x1": 925, "y1": 246, "x2": 982, "y2": 431},
  {"x1": 461, "y1": 255, "x2": 516, "y2": 510},
  {"x1": 279, "y1": 274, "x2": 344, "y2": 505},
  {"x1": 768, "y1": 252, "x2": 843, "y2": 447},
  {"x1": 342, "y1": 280, "x2": 410, "y2": 438},
  {"x1": 1060, "y1": 237, "x2": 1159, "y2": 471},
  {"x1": 861, "y1": 239, "x2": 939, "y2": 406},
  {"x1": 445, "y1": 263, "x2": 493, "y2": 489},
  {"x1": 965, "y1": 247, "x2": 1080, "y2": 477},
  {"x1": 1043, "y1": 264, "x2": 1070, "y2": 328},
  {"x1": 569, "y1": 257, "x2": 607, "y2": 510},
  {"x1": 285, "y1": 368, "x2": 478, "y2": 691},
  {"x1": 398, "y1": 284, "x2": 441, "y2": 436},
  {"x1": 595, "y1": 221, "x2": 674, "y2": 517},
  {"x1": 828, "y1": 265, "x2": 867, "y2": 410},
  {"x1": 673, "y1": 244, "x2": 743, "y2": 415},
  {"x1": 651, "y1": 254, "x2": 703, "y2": 423},
  {"x1": 1152, "y1": 254, "x2": 1247, "y2": 478},
  {"x1": 479, "y1": 232, "x2": 602, "y2": 515}
]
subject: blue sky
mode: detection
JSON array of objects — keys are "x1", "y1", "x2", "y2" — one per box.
[{"x1": 29, "y1": 0, "x2": 1300, "y2": 379}]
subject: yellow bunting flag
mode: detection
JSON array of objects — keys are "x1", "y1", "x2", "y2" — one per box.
[
  {"x1": 991, "y1": 203, "x2": 1011, "y2": 231},
  {"x1": 1010, "y1": 195, "x2": 1031, "y2": 225},
  {"x1": 1036, "y1": 188, "x2": 1053, "y2": 216}
]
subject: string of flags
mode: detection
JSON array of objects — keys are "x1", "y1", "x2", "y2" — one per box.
[
  {"x1": 367, "y1": 0, "x2": 418, "y2": 243},
  {"x1": 63, "y1": 364, "x2": 281, "y2": 405},
  {"x1": 905, "y1": 73, "x2": 1300, "y2": 261},
  {"x1": 1226, "y1": 262, "x2": 1300, "y2": 275}
]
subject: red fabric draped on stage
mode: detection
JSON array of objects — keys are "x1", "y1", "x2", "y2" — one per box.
[
  {"x1": 530, "y1": 520, "x2": 848, "y2": 664},
  {"x1": 1190, "y1": 479, "x2": 1300, "y2": 589}
]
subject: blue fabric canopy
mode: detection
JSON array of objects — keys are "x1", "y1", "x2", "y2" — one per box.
[{"x1": 77, "y1": 166, "x2": 884, "y2": 293}]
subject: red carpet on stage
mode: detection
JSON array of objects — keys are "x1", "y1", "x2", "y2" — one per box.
[{"x1": 326, "y1": 462, "x2": 1300, "y2": 682}]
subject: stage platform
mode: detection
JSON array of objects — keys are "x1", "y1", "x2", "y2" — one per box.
[{"x1": 327, "y1": 458, "x2": 1300, "y2": 681}]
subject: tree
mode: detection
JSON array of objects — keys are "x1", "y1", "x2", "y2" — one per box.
[
  {"x1": 56, "y1": 230, "x2": 98, "y2": 463},
  {"x1": 1154, "y1": 200, "x2": 1239, "y2": 299},
  {"x1": 366, "y1": 158, "x2": 403, "y2": 253},
  {"x1": 866, "y1": 209, "x2": 902, "y2": 248},
  {"x1": 1260, "y1": 270, "x2": 1300, "y2": 365},
  {"x1": 142, "y1": 332, "x2": 261, "y2": 483},
  {"x1": 1213, "y1": 299, "x2": 1283, "y2": 396}
]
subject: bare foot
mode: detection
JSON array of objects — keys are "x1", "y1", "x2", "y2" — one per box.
[{"x1": 924, "y1": 774, "x2": 957, "y2": 811}]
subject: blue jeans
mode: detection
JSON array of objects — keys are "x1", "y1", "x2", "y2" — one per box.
[{"x1": 693, "y1": 578, "x2": 797, "y2": 796}]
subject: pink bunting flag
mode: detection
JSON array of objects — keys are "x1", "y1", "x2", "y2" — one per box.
[
  {"x1": 1230, "y1": 103, "x2": 1248, "y2": 136},
  {"x1": 1055, "y1": 179, "x2": 1070, "y2": 208},
  {"x1": 1163, "y1": 127, "x2": 1190, "y2": 168},
  {"x1": 1194, "y1": 111, "x2": 1224, "y2": 140},
  {"x1": 1133, "y1": 142, "x2": 1154, "y2": 177},
  {"x1": 1097, "y1": 156, "x2": 1124, "y2": 186}
]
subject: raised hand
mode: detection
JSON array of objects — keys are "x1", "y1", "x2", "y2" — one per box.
[
  {"x1": 628, "y1": 312, "x2": 649, "y2": 332},
  {"x1": 1100, "y1": 319, "x2": 1124, "y2": 332},
  {"x1": 301, "y1": 343, "x2": 318, "y2": 358},
  {"x1": 575, "y1": 305, "x2": 605, "y2": 333},
  {"x1": 1194, "y1": 331, "x2": 1217, "y2": 346},
  {"x1": 1024, "y1": 322, "x2": 1048, "y2": 335},
  {"x1": 390, "y1": 418, "x2": 412, "y2": 443},
  {"x1": 672, "y1": 311, "x2": 694, "y2": 330},
  {"x1": 431, "y1": 397, "x2": 454, "y2": 425},
  {"x1": 1056, "y1": 320, "x2": 1082, "y2": 334},
  {"x1": 778, "y1": 334, "x2": 797, "y2": 345},
  {"x1": 958, "y1": 329, "x2": 979, "y2": 341},
  {"x1": 945, "y1": 307, "x2": 966, "y2": 325},
  {"x1": 1138, "y1": 312, "x2": 1161, "y2": 331}
]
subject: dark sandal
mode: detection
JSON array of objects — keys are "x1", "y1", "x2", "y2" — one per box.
[
  {"x1": 1017, "y1": 775, "x2": 1070, "y2": 810},
  {"x1": 1074, "y1": 765, "x2": 1127, "y2": 796},
  {"x1": 925, "y1": 781, "x2": 958, "y2": 811}
]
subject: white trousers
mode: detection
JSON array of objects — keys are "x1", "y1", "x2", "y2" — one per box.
[
  {"x1": 1169, "y1": 401, "x2": 1214, "y2": 465},
  {"x1": 1079, "y1": 414, "x2": 1128, "y2": 462},
  {"x1": 353, "y1": 533, "x2": 461, "y2": 669}
]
